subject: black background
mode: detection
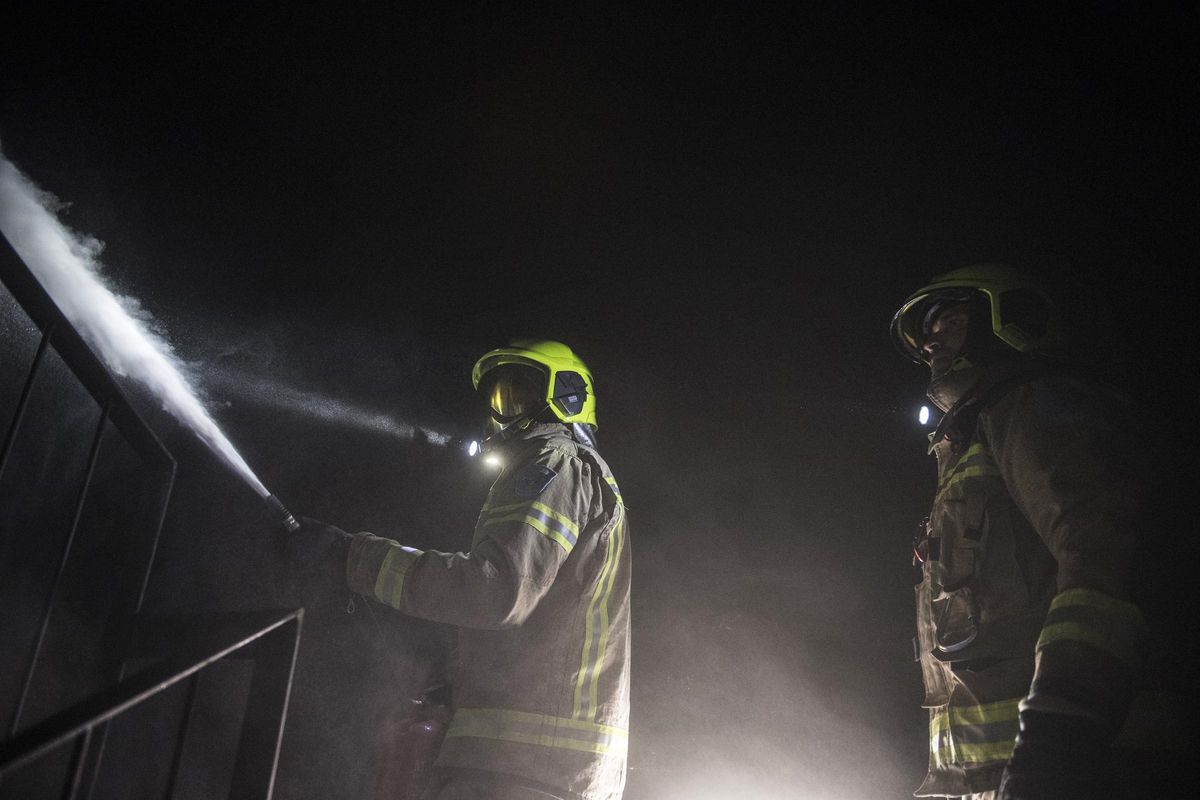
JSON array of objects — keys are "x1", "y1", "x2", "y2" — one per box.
[{"x1": 2, "y1": 4, "x2": 1196, "y2": 798}]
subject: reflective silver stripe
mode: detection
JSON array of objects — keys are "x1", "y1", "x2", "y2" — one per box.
[
  {"x1": 446, "y1": 708, "x2": 628, "y2": 756},
  {"x1": 1037, "y1": 589, "x2": 1147, "y2": 665},
  {"x1": 604, "y1": 475, "x2": 622, "y2": 502},
  {"x1": 929, "y1": 697, "x2": 1021, "y2": 768},
  {"x1": 480, "y1": 500, "x2": 579, "y2": 552},
  {"x1": 935, "y1": 444, "x2": 1000, "y2": 503},
  {"x1": 574, "y1": 502, "x2": 625, "y2": 720},
  {"x1": 373, "y1": 545, "x2": 420, "y2": 609}
]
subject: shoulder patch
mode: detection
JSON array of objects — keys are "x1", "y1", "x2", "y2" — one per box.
[{"x1": 513, "y1": 464, "x2": 558, "y2": 498}]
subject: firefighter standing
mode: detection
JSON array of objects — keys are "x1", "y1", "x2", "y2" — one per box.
[
  {"x1": 287, "y1": 340, "x2": 630, "y2": 800},
  {"x1": 891, "y1": 265, "x2": 1191, "y2": 799}
]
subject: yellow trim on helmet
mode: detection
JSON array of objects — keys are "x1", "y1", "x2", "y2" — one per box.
[
  {"x1": 891, "y1": 264, "x2": 1054, "y2": 362},
  {"x1": 472, "y1": 339, "x2": 598, "y2": 429}
]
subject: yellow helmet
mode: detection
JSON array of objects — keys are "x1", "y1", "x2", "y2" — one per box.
[
  {"x1": 472, "y1": 339, "x2": 598, "y2": 429},
  {"x1": 890, "y1": 264, "x2": 1056, "y2": 364}
]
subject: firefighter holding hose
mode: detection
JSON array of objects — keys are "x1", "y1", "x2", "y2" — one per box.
[
  {"x1": 891, "y1": 265, "x2": 1192, "y2": 799},
  {"x1": 282, "y1": 340, "x2": 630, "y2": 800}
]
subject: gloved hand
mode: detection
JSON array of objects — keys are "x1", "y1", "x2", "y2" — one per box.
[
  {"x1": 271, "y1": 515, "x2": 355, "y2": 606},
  {"x1": 998, "y1": 710, "x2": 1116, "y2": 800}
]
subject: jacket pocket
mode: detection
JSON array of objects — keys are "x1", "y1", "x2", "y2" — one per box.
[
  {"x1": 929, "y1": 491, "x2": 988, "y2": 657},
  {"x1": 932, "y1": 584, "x2": 980, "y2": 654},
  {"x1": 915, "y1": 580, "x2": 954, "y2": 706}
]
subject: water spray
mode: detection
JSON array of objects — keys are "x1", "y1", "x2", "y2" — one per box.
[
  {"x1": 202, "y1": 365, "x2": 455, "y2": 447},
  {"x1": 0, "y1": 151, "x2": 300, "y2": 531}
]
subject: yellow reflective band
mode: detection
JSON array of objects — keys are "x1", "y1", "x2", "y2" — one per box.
[
  {"x1": 957, "y1": 443, "x2": 988, "y2": 462},
  {"x1": 935, "y1": 464, "x2": 1001, "y2": 504},
  {"x1": 452, "y1": 729, "x2": 604, "y2": 754},
  {"x1": 482, "y1": 510, "x2": 575, "y2": 552},
  {"x1": 1039, "y1": 589, "x2": 1147, "y2": 665},
  {"x1": 480, "y1": 500, "x2": 580, "y2": 552},
  {"x1": 932, "y1": 738, "x2": 1016, "y2": 766},
  {"x1": 574, "y1": 503, "x2": 624, "y2": 720},
  {"x1": 604, "y1": 475, "x2": 622, "y2": 501},
  {"x1": 574, "y1": 527, "x2": 611, "y2": 718},
  {"x1": 938, "y1": 443, "x2": 987, "y2": 482},
  {"x1": 530, "y1": 501, "x2": 579, "y2": 537},
  {"x1": 373, "y1": 546, "x2": 418, "y2": 609},
  {"x1": 930, "y1": 698, "x2": 1020, "y2": 733},
  {"x1": 930, "y1": 697, "x2": 1021, "y2": 768},
  {"x1": 522, "y1": 514, "x2": 574, "y2": 552},
  {"x1": 1036, "y1": 622, "x2": 1141, "y2": 666},
  {"x1": 590, "y1": 506, "x2": 625, "y2": 713},
  {"x1": 481, "y1": 500, "x2": 580, "y2": 537},
  {"x1": 373, "y1": 548, "x2": 396, "y2": 603},
  {"x1": 446, "y1": 708, "x2": 628, "y2": 757},
  {"x1": 1049, "y1": 588, "x2": 1145, "y2": 621},
  {"x1": 936, "y1": 443, "x2": 995, "y2": 491}
]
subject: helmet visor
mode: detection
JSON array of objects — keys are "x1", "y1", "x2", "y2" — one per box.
[
  {"x1": 479, "y1": 363, "x2": 547, "y2": 422},
  {"x1": 892, "y1": 288, "x2": 978, "y2": 361}
]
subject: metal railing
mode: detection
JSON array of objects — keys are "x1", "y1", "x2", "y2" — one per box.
[
  {"x1": 1, "y1": 234, "x2": 301, "y2": 798},
  {"x1": 0, "y1": 611, "x2": 302, "y2": 799}
]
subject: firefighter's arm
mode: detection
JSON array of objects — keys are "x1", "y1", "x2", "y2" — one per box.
[
  {"x1": 344, "y1": 448, "x2": 594, "y2": 630},
  {"x1": 983, "y1": 377, "x2": 1148, "y2": 726},
  {"x1": 983, "y1": 377, "x2": 1149, "y2": 798}
]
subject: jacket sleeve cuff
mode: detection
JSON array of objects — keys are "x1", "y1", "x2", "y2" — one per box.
[
  {"x1": 346, "y1": 533, "x2": 424, "y2": 611},
  {"x1": 1022, "y1": 588, "x2": 1147, "y2": 728}
]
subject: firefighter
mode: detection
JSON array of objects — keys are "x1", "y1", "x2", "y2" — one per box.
[
  {"x1": 891, "y1": 265, "x2": 1190, "y2": 799},
  {"x1": 284, "y1": 339, "x2": 630, "y2": 800}
]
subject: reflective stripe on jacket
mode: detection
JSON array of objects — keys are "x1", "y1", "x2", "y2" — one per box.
[
  {"x1": 346, "y1": 423, "x2": 630, "y2": 800},
  {"x1": 914, "y1": 370, "x2": 1151, "y2": 797}
]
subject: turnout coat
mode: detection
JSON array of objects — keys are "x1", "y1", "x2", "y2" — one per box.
[
  {"x1": 912, "y1": 365, "x2": 1167, "y2": 797},
  {"x1": 346, "y1": 423, "x2": 630, "y2": 800}
]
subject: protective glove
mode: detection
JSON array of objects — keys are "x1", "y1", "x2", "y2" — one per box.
[
  {"x1": 998, "y1": 710, "x2": 1116, "y2": 800},
  {"x1": 271, "y1": 515, "x2": 355, "y2": 606}
]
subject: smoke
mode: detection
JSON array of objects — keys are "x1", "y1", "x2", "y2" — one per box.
[{"x1": 0, "y1": 151, "x2": 270, "y2": 497}]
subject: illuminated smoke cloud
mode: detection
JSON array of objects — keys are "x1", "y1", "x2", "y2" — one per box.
[{"x1": 0, "y1": 150, "x2": 270, "y2": 497}]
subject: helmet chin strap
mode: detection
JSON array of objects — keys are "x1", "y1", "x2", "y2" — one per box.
[{"x1": 927, "y1": 355, "x2": 982, "y2": 413}]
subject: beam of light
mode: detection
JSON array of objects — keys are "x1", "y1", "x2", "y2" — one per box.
[
  {"x1": 202, "y1": 365, "x2": 453, "y2": 446},
  {"x1": 918, "y1": 405, "x2": 931, "y2": 425},
  {"x1": 0, "y1": 151, "x2": 271, "y2": 498}
]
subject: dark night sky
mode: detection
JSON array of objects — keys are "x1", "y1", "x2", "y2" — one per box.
[{"x1": 2, "y1": 4, "x2": 1197, "y2": 799}]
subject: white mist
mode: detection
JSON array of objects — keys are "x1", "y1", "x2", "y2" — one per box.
[{"x1": 0, "y1": 151, "x2": 270, "y2": 498}]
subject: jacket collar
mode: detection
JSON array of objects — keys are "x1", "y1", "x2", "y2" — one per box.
[
  {"x1": 927, "y1": 357, "x2": 1058, "y2": 453},
  {"x1": 494, "y1": 421, "x2": 571, "y2": 456}
]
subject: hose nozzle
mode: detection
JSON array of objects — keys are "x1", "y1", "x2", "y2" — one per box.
[{"x1": 264, "y1": 494, "x2": 301, "y2": 533}]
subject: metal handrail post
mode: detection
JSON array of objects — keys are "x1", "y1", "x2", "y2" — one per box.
[
  {"x1": 62, "y1": 726, "x2": 94, "y2": 800},
  {"x1": 79, "y1": 455, "x2": 177, "y2": 800},
  {"x1": 0, "y1": 610, "x2": 303, "y2": 778},
  {"x1": 9, "y1": 403, "x2": 111, "y2": 737},
  {"x1": 227, "y1": 614, "x2": 303, "y2": 800},
  {"x1": 0, "y1": 320, "x2": 55, "y2": 483},
  {"x1": 162, "y1": 672, "x2": 201, "y2": 800}
]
